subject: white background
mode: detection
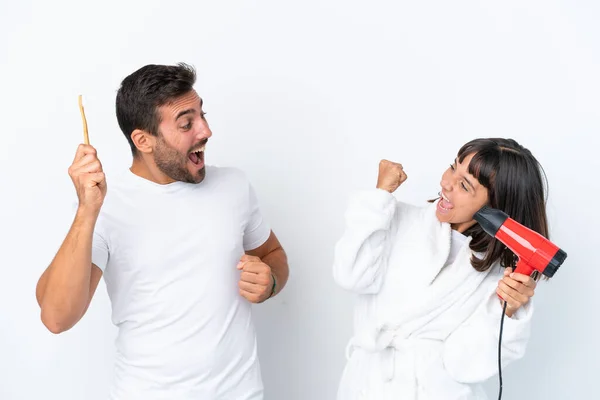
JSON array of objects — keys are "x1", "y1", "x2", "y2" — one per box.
[{"x1": 1, "y1": 1, "x2": 598, "y2": 399}]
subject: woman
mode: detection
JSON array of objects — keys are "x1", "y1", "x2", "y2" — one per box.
[{"x1": 333, "y1": 138, "x2": 547, "y2": 399}]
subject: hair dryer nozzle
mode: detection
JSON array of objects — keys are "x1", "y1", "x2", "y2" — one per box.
[{"x1": 474, "y1": 205, "x2": 509, "y2": 237}]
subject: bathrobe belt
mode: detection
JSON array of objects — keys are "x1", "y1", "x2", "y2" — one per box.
[{"x1": 346, "y1": 328, "x2": 443, "y2": 384}]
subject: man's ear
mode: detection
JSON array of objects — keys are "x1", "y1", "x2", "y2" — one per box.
[{"x1": 131, "y1": 129, "x2": 155, "y2": 155}]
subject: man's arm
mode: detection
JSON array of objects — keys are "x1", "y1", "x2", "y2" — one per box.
[
  {"x1": 36, "y1": 210, "x2": 104, "y2": 334},
  {"x1": 36, "y1": 143, "x2": 107, "y2": 334},
  {"x1": 238, "y1": 231, "x2": 289, "y2": 302},
  {"x1": 37, "y1": 263, "x2": 103, "y2": 322}
]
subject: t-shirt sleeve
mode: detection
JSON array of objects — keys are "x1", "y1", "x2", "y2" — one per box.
[
  {"x1": 243, "y1": 183, "x2": 271, "y2": 251},
  {"x1": 70, "y1": 201, "x2": 109, "y2": 272},
  {"x1": 92, "y1": 228, "x2": 109, "y2": 272}
]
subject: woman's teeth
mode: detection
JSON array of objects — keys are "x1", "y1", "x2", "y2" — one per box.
[{"x1": 438, "y1": 192, "x2": 452, "y2": 210}]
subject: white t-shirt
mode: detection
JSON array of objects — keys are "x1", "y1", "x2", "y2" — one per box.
[{"x1": 91, "y1": 166, "x2": 271, "y2": 400}]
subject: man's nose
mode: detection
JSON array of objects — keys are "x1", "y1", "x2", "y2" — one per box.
[{"x1": 197, "y1": 122, "x2": 212, "y2": 140}]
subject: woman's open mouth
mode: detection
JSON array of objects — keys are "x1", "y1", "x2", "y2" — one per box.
[{"x1": 438, "y1": 191, "x2": 453, "y2": 211}]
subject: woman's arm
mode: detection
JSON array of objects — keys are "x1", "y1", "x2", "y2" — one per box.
[
  {"x1": 332, "y1": 188, "x2": 398, "y2": 294},
  {"x1": 333, "y1": 159, "x2": 408, "y2": 294}
]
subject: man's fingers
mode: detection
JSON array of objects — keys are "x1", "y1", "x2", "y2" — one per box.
[
  {"x1": 238, "y1": 261, "x2": 270, "y2": 274},
  {"x1": 240, "y1": 271, "x2": 261, "y2": 284},
  {"x1": 237, "y1": 255, "x2": 261, "y2": 269},
  {"x1": 71, "y1": 164, "x2": 102, "y2": 180},
  {"x1": 70, "y1": 154, "x2": 94, "y2": 172},
  {"x1": 70, "y1": 155, "x2": 102, "y2": 176},
  {"x1": 72, "y1": 144, "x2": 97, "y2": 163},
  {"x1": 240, "y1": 254, "x2": 260, "y2": 263},
  {"x1": 79, "y1": 172, "x2": 106, "y2": 189},
  {"x1": 72, "y1": 144, "x2": 86, "y2": 163},
  {"x1": 238, "y1": 281, "x2": 262, "y2": 294},
  {"x1": 74, "y1": 161, "x2": 103, "y2": 175},
  {"x1": 238, "y1": 259, "x2": 271, "y2": 303},
  {"x1": 240, "y1": 271, "x2": 271, "y2": 286},
  {"x1": 239, "y1": 290, "x2": 262, "y2": 303},
  {"x1": 88, "y1": 172, "x2": 106, "y2": 186}
]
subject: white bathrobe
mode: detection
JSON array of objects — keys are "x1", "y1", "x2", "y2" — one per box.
[{"x1": 333, "y1": 189, "x2": 533, "y2": 400}]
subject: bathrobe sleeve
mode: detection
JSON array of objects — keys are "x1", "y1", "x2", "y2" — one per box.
[
  {"x1": 332, "y1": 188, "x2": 399, "y2": 294},
  {"x1": 442, "y1": 290, "x2": 534, "y2": 383}
]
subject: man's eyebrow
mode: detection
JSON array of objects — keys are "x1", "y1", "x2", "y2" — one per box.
[{"x1": 176, "y1": 109, "x2": 196, "y2": 120}]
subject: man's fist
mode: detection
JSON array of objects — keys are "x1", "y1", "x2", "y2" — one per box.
[
  {"x1": 376, "y1": 159, "x2": 407, "y2": 193},
  {"x1": 68, "y1": 144, "x2": 107, "y2": 213},
  {"x1": 237, "y1": 255, "x2": 274, "y2": 303}
]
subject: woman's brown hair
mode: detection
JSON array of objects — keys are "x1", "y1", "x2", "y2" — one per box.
[{"x1": 445, "y1": 138, "x2": 550, "y2": 272}]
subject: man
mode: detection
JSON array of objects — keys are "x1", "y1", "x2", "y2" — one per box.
[{"x1": 35, "y1": 63, "x2": 289, "y2": 399}]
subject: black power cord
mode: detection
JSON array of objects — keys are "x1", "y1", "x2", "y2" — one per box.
[
  {"x1": 497, "y1": 300, "x2": 508, "y2": 400},
  {"x1": 497, "y1": 270, "x2": 538, "y2": 399}
]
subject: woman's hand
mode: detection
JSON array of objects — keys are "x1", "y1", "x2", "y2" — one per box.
[
  {"x1": 497, "y1": 267, "x2": 537, "y2": 317},
  {"x1": 376, "y1": 159, "x2": 407, "y2": 193}
]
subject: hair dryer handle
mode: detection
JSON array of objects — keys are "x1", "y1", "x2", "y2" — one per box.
[
  {"x1": 498, "y1": 259, "x2": 536, "y2": 301},
  {"x1": 513, "y1": 259, "x2": 535, "y2": 277}
]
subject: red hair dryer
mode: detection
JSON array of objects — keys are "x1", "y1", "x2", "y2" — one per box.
[
  {"x1": 474, "y1": 206, "x2": 567, "y2": 278},
  {"x1": 474, "y1": 205, "x2": 567, "y2": 400}
]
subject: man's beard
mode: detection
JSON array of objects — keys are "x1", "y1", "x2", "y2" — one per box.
[{"x1": 154, "y1": 135, "x2": 206, "y2": 184}]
